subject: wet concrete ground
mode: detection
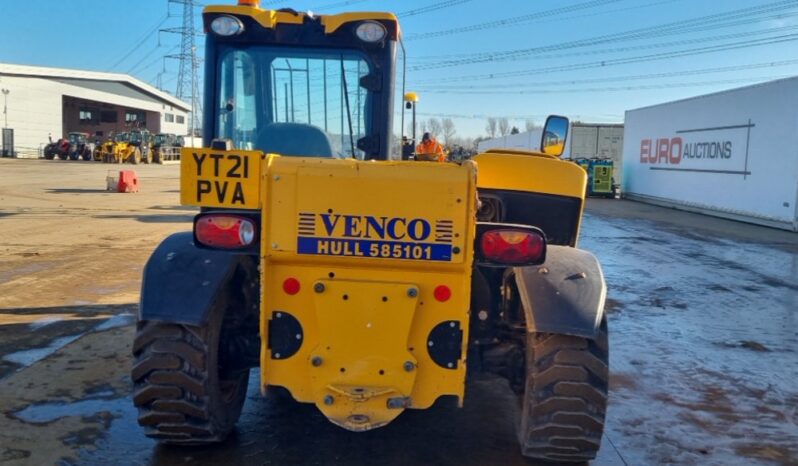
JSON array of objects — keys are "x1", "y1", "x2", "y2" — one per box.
[{"x1": 1, "y1": 159, "x2": 797, "y2": 465}]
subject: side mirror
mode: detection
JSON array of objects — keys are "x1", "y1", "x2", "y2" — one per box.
[{"x1": 540, "y1": 115, "x2": 569, "y2": 157}]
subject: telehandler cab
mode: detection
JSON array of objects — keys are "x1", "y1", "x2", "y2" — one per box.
[{"x1": 134, "y1": 2, "x2": 608, "y2": 463}]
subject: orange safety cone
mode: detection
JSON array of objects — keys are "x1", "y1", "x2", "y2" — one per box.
[{"x1": 117, "y1": 170, "x2": 140, "y2": 193}]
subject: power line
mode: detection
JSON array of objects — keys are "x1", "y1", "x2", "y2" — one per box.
[
  {"x1": 310, "y1": 0, "x2": 369, "y2": 11},
  {"x1": 418, "y1": 75, "x2": 795, "y2": 95},
  {"x1": 409, "y1": 0, "x2": 798, "y2": 70},
  {"x1": 413, "y1": 33, "x2": 798, "y2": 84},
  {"x1": 415, "y1": 23, "x2": 798, "y2": 80},
  {"x1": 398, "y1": 0, "x2": 473, "y2": 18},
  {"x1": 406, "y1": 0, "x2": 626, "y2": 41},
  {"x1": 416, "y1": 58, "x2": 798, "y2": 91},
  {"x1": 130, "y1": 45, "x2": 181, "y2": 77},
  {"x1": 415, "y1": 111, "x2": 623, "y2": 121},
  {"x1": 108, "y1": 15, "x2": 169, "y2": 70},
  {"x1": 125, "y1": 44, "x2": 163, "y2": 75}
]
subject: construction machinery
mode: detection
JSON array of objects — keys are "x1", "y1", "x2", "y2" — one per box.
[
  {"x1": 133, "y1": 2, "x2": 608, "y2": 463},
  {"x1": 68, "y1": 132, "x2": 94, "y2": 161},
  {"x1": 574, "y1": 157, "x2": 617, "y2": 198},
  {"x1": 43, "y1": 132, "x2": 93, "y2": 160},
  {"x1": 151, "y1": 133, "x2": 183, "y2": 163},
  {"x1": 99, "y1": 132, "x2": 127, "y2": 163},
  {"x1": 117, "y1": 129, "x2": 152, "y2": 164},
  {"x1": 100, "y1": 130, "x2": 151, "y2": 164},
  {"x1": 43, "y1": 137, "x2": 69, "y2": 160}
]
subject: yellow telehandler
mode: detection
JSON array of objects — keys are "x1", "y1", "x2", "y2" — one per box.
[{"x1": 133, "y1": 2, "x2": 608, "y2": 463}]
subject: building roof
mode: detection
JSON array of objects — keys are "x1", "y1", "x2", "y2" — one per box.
[{"x1": 0, "y1": 62, "x2": 191, "y2": 112}]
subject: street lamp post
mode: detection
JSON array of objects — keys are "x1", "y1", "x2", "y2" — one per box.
[{"x1": 1, "y1": 89, "x2": 9, "y2": 129}]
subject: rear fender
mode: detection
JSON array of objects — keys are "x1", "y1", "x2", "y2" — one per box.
[
  {"x1": 513, "y1": 245, "x2": 606, "y2": 339},
  {"x1": 139, "y1": 232, "x2": 257, "y2": 326}
]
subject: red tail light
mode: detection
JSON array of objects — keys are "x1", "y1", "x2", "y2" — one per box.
[
  {"x1": 480, "y1": 229, "x2": 545, "y2": 265},
  {"x1": 195, "y1": 214, "x2": 257, "y2": 249}
]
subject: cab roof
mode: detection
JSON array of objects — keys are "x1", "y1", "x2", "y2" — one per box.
[{"x1": 203, "y1": 5, "x2": 400, "y2": 39}]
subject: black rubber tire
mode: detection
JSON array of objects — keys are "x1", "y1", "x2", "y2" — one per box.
[
  {"x1": 518, "y1": 319, "x2": 609, "y2": 463},
  {"x1": 129, "y1": 148, "x2": 141, "y2": 164},
  {"x1": 132, "y1": 305, "x2": 250, "y2": 444}
]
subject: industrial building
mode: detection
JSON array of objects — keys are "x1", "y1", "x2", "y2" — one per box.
[{"x1": 0, "y1": 62, "x2": 191, "y2": 158}]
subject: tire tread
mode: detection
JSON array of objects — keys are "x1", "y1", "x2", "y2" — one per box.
[{"x1": 519, "y1": 321, "x2": 609, "y2": 463}]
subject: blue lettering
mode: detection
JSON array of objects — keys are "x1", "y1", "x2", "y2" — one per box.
[
  {"x1": 364, "y1": 216, "x2": 387, "y2": 239},
  {"x1": 343, "y1": 215, "x2": 362, "y2": 237},
  {"x1": 407, "y1": 219, "x2": 431, "y2": 241},
  {"x1": 320, "y1": 214, "x2": 341, "y2": 236},
  {"x1": 386, "y1": 218, "x2": 406, "y2": 240}
]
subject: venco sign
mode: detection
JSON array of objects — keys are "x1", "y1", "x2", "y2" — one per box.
[{"x1": 638, "y1": 120, "x2": 755, "y2": 177}]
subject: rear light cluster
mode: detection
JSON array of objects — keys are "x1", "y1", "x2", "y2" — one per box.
[
  {"x1": 479, "y1": 228, "x2": 545, "y2": 266},
  {"x1": 195, "y1": 214, "x2": 257, "y2": 249}
]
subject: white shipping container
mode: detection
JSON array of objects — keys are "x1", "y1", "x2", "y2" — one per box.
[
  {"x1": 477, "y1": 129, "x2": 547, "y2": 154},
  {"x1": 622, "y1": 77, "x2": 798, "y2": 231},
  {"x1": 478, "y1": 124, "x2": 625, "y2": 157}
]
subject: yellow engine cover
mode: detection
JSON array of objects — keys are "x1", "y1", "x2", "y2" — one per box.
[{"x1": 258, "y1": 156, "x2": 477, "y2": 431}]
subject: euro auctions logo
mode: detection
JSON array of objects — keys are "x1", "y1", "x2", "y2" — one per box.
[
  {"x1": 639, "y1": 137, "x2": 683, "y2": 165},
  {"x1": 640, "y1": 138, "x2": 733, "y2": 165},
  {"x1": 637, "y1": 121, "x2": 753, "y2": 176}
]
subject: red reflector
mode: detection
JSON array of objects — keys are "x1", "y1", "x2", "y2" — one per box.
[
  {"x1": 480, "y1": 229, "x2": 545, "y2": 265},
  {"x1": 434, "y1": 285, "x2": 451, "y2": 302},
  {"x1": 283, "y1": 278, "x2": 300, "y2": 295},
  {"x1": 195, "y1": 215, "x2": 257, "y2": 249}
]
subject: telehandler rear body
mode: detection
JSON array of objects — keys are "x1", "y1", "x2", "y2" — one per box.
[{"x1": 134, "y1": 3, "x2": 608, "y2": 463}]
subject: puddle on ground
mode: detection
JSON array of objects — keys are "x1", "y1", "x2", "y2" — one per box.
[
  {"x1": 94, "y1": 313, "x2": 135, "y2": 331},
  {"x1": 29, "y1": 316, "x2": 66, "y2": 330},
  {"x1": 3, "y1": 334, "x2": 82, "y2": 367},
  {"x1": 2, "y1": 311, "x2": 135, "y2": 370},
  {"x1": 12, "y1": 397, "x2": 124, "y2": 424}
]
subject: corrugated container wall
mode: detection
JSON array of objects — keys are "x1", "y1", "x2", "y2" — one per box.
[{"x1": 622, "y1": 77, "x2": 798, "y2": 231}]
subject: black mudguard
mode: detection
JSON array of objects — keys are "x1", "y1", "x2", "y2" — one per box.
[
  {"x1": 514, "y1": 245, "x2": 606, "y2": 340},
  {"x1": 139, "y1": 232, "x2": 255, "y2": 326}
]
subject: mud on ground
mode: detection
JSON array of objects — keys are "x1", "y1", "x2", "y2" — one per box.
[{"x1": 0, "y1": 159, "x2": 796, "y2": 465}]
